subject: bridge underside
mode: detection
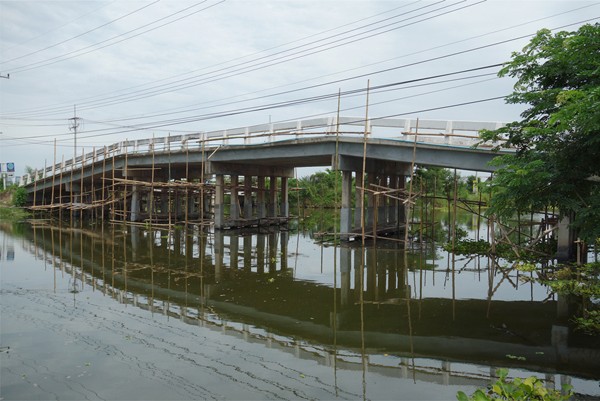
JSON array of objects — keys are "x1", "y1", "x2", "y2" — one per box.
[{"x1": 23, "y1": 136, "x2": 502, "y2": 233}]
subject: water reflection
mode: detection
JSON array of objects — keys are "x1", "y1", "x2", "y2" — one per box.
[{"x1": 3, "y1": 221, "x2": 600, "y2": 398}]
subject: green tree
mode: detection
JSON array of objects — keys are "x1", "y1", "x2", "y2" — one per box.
[
  {"x1": 481, "y1": 23, "x2": 600, "y2": 243},
  {"x1": 414, "y1": 166, "x2": 454, "y2": 199},
  {"x1": 12, "y1": 187, "x2": 28, "y2": 207}
]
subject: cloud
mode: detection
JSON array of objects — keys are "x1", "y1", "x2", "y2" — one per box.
[{"x1": 0, "y1": 0, "x2": 598, "y2": 175}]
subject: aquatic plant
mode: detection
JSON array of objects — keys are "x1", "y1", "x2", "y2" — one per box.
[{"x1": 457, "y1": 369, "x2": 572, "y2": 401}]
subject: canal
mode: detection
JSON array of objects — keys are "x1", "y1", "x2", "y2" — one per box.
[{"x1": 1, "y1": 212, "x2": 599, "y2": 400}]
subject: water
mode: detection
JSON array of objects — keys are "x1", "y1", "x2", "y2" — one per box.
[{"x1": 1, "y1": 215, "x2": 599, "y2": 400}]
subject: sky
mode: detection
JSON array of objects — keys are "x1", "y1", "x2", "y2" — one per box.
[{"x1": 0, "y1": 0, "x2": 598, "y2": 177}]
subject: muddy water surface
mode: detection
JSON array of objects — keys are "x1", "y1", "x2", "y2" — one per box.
[{"x1": 1, "y1": 218, "x2": 599, "y2": 400}]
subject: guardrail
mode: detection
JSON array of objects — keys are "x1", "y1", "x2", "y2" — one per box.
[{"x1": 20, "y1": 116, "x2": 506, "y2": 186}]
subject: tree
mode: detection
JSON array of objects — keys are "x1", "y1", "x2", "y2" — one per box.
[
  {"x1": 414, "y1": 166, "x2": 454, "y2": 199},
  {"x1": 481, "y1": 23, "x2": 600, "y2": 243}
]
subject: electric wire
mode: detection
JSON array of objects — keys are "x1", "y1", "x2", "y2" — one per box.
[
  {"x1": 2, "y1": 0, "x2": 460, "y2": 116},
  {"x1": 2, "y1": 1, "x2": 116, "y2": 54},
  {"x1": 0, "y1": 0, "x2": 160, "y2": 65},
  {"x1": 2, "y1": 63, "x2": 503, "y2": 140},
  {"x1": 0, "y1": 1, "x2": 427, "y2": 118},
  {"x1": 5, "y1": 1, "x2": 224, "y2": 74},
  {"x1": 78, "y1": 4, "x2": 599, "y2": 126},
  {"x1": 0, "y1": 94, "x2": 507, "y2": 150}
]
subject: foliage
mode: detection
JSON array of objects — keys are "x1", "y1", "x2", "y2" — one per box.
[
  {"x1": 414, "y1": 166, "x2": 454, "y2": 199},
  {"x1": 0, "y1": 206, "x2": 29, "y2": 220},
  {"x1": 571, "y1": 310, "x2": 600, "y2": 335},
  {"x1": 290, "y1": 167, "x2": 488, "y2": 212},
  {"x1": 457, "y1": 369, "x2": 572, "y2": 401},
  {"x1": 539, "y1": 262, "x2": 600, "y2": 334},
  {"x1": 480, "y1": 23, "x2": 600, "y2": 243},
  {"x1": 12, "y1": 186, "x2": 28, "y2": 207},
  {"x1": 443, "y1": 238, "x2": 555, "y2": 262},
  {"x1": 289, "y1": 169, "x2": 344, "y2": 209}
]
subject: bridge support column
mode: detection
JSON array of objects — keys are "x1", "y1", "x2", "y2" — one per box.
[
  {"x1": 378, "y1": 175, "x2": 387, "y2": 224},
  {"x1": 243, "y1": 235, "x2": 252, "y2": 271},
  {"x1": 214, "y1": 230, "x2": 224, "y2": 282},
  {"x1": 398, "y1": 175, "x2": 406, "y2": 226},
  {"x1": 257, "y1": 233, "x2": 265, "y2": 273},
  {"x1": 230, "y1": 175, "x2": 240, "y2": 220},
  {"x1": 353, "y1": 247, "x2": 363, "y2": 302},
  {"x1": 244, "y1": 175, "x2": 253, "y2": 219},
  {"x1": 354, "y1": 170, "x2": 364, "y2": 228},
  {"x1": 268, "y1": 176, "x2": 277, "y2": 218},
  {"x1": 257, "y1": 176, "x2": 266, "y2": 219},
  {"x1": 280, "y1": 176, "x2": 289, "y2": 218},
  {"x1": 557, "y1": 213, "x2": 577, "y2": 262},
  {"x1": 340, "y1": 170, "x2": 352, "y2": 238},
  {"x1": 388, "y1": 175, "x2": 397, "y2": 225},
  {"x1": 230, "y1": 235, "x2": 239, "y2": 270},
  {"x1": 268, "y1": 232, "x2": 277, "y2": 272},
  {"x1": 160, "y1": 192, "x2": 169, "y2": 216},
  {"x1": 340, "y1": 246, "x2": 351, "y2": 307},
  {"x1": 366, "y1": 173, "x2": 374, "y2": 228},
  {"x1": 281, "y1": 231, "x2": 289, "y2": 271},
  {"x1": 214, "y1": 174, "x2": 225, "y2": 229},
  {"x1": 130, "y1": 185, "x2": 141, "y2": 222}
]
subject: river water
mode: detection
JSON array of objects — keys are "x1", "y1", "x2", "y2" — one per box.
[{"x1": 1, "y1": 213, "x2": 599, "y2": 400}]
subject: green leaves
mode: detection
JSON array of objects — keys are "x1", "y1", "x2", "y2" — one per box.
[
  {"x1": 457, "y1": 369, "x2": 573, "y2": 400},
  {"x1": 482, "y1": 23, "x2": 600, "y2": 243}
]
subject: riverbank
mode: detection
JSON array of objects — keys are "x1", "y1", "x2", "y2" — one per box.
[{"x1": 0, "y1": 187, "x2": 29, "y2": 220}]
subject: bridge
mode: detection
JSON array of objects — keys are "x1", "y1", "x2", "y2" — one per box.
[{"x1": 21, "y1": 116, "x2": 511, "y2": 233}]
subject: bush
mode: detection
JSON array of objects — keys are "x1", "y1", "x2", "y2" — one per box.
[
  {"x1": 12, "y1": 187, "x2": 28, "y2": 207},
  {"x1": 457, "y1": 369, "x2": 572, "y2": 401}
]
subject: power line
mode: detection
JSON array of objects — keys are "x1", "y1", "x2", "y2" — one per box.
[
  {"x1": 83, "y1": 5, "x2": 598, "y2": 126},
  {"x1": 58, "y1": 0, "x2": 477, "y2": 112},
  {"x1": 6, "y1": 1, "x2": 224, "y2": 74},
  {"x1": 1, "y1": 0, "x2": 473, "y2": 117},
  {"x1": 2, "y1": 64, "x2": 503, "y2": 141},
  {"x1": 0, "y1": 1, "x2": 425, "y2": 118},
  {"x1": 0, "y1": 0, "x2": 159, "y2": 66}
]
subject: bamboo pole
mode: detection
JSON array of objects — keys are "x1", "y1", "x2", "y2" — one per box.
[
  {"x1": 80, "y1": 148, "x2": 85, "y2": 228},
  {"x1": 111, "y1": 150, "x2": 116, "y2": 223},
  {"x1": 69, "y1": 152, "x2": 74, "y2": 224},
  {"x1": 33, "y1": 166, "x2": 38, "y2": 212},
  {"x1": 123, "y1": 142, "x2": 128, "y2": 223},
  {"x1": 150, "y1": 136, "x2": 156, "y2": 227},
  {"x1": 404, "y1": 118, "x2": 419, "y2": 247},
  {"x1": 200, "y1": 134, "x2": 205, "y2": 224},
  {"x1": 168, "y1": 134, "x2": 172, "y2": 229},
  {"x1": 59, "y1": 155, "x2": 64, "y2": 221},
  {"x1": 101, "y1": 146, "x2": 106, "y2": 220},
  {"x1": 359, "y1": 80, "x2": 370, "y2": 360},
  {"x1": 452, "y1": 168, "x2": 458, "y2": 320},
  {"x1": 51, "y1": 139, "x2": 57, "y2": 209},
  {"x1": 185, "y1": 140, "x2": 189, "y2": 230},
  {"x1": 91, "y1": 147, "x2": 96, "y2": 223}
]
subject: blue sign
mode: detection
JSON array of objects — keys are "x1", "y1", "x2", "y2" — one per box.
[{"x1": 6, "y1": 162, "x2": 15, "y2": 173}]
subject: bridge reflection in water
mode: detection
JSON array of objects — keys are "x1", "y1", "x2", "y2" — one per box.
[{"x1": 20, "y1": 222, "x2": 600, "y2": 396}]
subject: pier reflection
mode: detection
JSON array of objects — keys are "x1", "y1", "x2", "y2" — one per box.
[{"x1": 10, "y1": 222, "x2": 600, "y2": 393}]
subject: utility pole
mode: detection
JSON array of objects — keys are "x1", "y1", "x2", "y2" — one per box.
[{"x1": 68, "y1": 106, "x2": 81, "y2": 161}]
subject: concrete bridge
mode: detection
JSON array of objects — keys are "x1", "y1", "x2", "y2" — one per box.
[{"x1": 21, "y1": 116, "x2": 511, "y2": 233}]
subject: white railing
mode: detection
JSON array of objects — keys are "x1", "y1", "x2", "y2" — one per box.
[{"x1": 20, "y1": 116, "x2": 506, "y2": 186}]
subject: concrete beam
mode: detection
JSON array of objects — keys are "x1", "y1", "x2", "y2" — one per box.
[
  {"x1": 208, "y1": 162, "x2": 294, "y2": 178},
  {"x1": 338, "y1": 155, "x2": 410, "y2": 175}
]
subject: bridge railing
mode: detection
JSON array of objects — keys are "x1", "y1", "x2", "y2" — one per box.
[{"x1": 21, "y1": 116, "x2": 506, "y2": 186}]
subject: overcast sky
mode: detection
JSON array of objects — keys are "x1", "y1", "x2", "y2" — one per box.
[{"x1": 1, "y1": 0, "x2": 598, "y2": 177}]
